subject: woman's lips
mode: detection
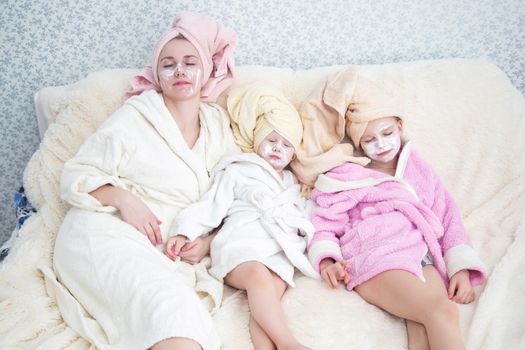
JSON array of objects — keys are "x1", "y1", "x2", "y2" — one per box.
[{"x1": 174, "y1": 81, "x2": 191, "y2": 86}]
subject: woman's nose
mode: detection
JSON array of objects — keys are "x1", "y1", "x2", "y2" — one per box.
[{"x1": 174, "y1": 64, "x2": 185, "y2": 77}]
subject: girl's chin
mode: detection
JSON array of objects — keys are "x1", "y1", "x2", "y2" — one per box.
[{"x1": 268, "y1": 162, "x2": 286, "y2": 171}]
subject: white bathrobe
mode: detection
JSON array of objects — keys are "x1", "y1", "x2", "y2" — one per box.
[
  {"x1": 171, "y1": 153, "x2": 319, "y2": 287},
  {"x1": 49, "y1": 90, "x2": 239, "y2": 350}
]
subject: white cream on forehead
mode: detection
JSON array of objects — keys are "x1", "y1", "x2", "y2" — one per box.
[{"x1": 372, "y1": 121, "x2": 394, "y2": 134}]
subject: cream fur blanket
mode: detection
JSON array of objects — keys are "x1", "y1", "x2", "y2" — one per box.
[{"x1": 1, "y1": 59, "x2": 524, "y2": 349}]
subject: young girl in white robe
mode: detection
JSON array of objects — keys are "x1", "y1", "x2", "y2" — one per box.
[{"x1": 166, "y1": 82, "x2": 318, "y2": 350}]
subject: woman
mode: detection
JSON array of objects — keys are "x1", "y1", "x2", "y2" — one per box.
[{"x1": 52, "y1": 12, "x2": 238, "y2": 350}]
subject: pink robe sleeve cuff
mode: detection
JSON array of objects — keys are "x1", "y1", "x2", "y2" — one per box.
[
  {"x1": 444, "y1": 244, "x2": 487, "y2": 285},
  {"x1": 308, "y1": 240, "x2": 343, "y2": 272}
]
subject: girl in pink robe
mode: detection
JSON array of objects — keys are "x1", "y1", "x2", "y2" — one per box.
[{"x1": 308, "y1": 77, "x2": 486, "y2": 350}]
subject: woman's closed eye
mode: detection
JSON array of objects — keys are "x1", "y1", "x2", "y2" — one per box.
[
  {"x1": 162, "y1": 61, "x2": 195, "y2": 69},
  {"x1": 184, "y1": 58, "x2": 198, "y2": 66}
]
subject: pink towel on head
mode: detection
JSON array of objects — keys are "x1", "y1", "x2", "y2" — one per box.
[{"x1": 125, "y1": 12, "x2": 236, "y2": 102}]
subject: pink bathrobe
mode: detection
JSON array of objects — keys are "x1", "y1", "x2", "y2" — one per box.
[{"x1": 308, "y1": 142, "x2": 486, "y2": 290}]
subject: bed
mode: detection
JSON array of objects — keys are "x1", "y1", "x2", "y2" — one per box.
[{"x1": 1, "y1": 58, "x2": 524, "y2": 349}]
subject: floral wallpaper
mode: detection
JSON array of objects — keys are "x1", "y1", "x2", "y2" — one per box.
[{"x1": 0, "y1": 0, "x2": 524, "y2": 244}]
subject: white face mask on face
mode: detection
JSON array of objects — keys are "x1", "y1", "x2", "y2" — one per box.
[
  {"x1": 361, "y1": 121, "x2": 401, "y2": 163},
  {"x1": 159, "y1": 64, "x2": 202, "y2": 98},
  {"x1": 256, "y1": 131, "x2": 295, "y2": 172},
  {"x1": 157, "y1": 38, "x2": 204, "y2": 100}
]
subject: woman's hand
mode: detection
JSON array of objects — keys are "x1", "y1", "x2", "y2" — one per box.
[
  {"x1": 90, "y1": 185, "x2": 162, "y2": 245},
  {"x1": 164, "y1": 235, "x2": 189, "y2": 261},
  {"x1": 179, "y1": 233, "x2": 215, "y2": 264},
  {"x1": 319, "y1": 258, "x2": 350, "y2": 289},
  {"x1": 116, "y1": 190, "x2": 162, "y2": 245},
  {"x1": 448, "y1": 269, "x2": 475, "y2": 304}
]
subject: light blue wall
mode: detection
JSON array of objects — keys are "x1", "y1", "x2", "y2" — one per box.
[{"x1": 1, "y1": 0, "x2": 524, "y2": 244}]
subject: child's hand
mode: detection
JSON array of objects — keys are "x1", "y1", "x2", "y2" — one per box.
[
  {"x1": 179, "y1": 235, "x2": 212, "y2": 264},
  {"x1": 164, "y1": 235, "x2": 188, "y2": 261},
  {"x1": 319, "y1": 258, "x2": 350, "y2": 289},
  {"x1": 448, "y1": 269, "x2": 475, "y2": 304}
]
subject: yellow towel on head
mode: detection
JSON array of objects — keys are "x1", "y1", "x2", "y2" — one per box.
[
  {"x1": 227, "y1": 82, "x2": 302, "y2": 153},
  {"x1": 346, "y1": 77, "x2": 405, "y2": 149},
  {"x1": 291, "y1": 67, "x2": 369, "y2": 186}
]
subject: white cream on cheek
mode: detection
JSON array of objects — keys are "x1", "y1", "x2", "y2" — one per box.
[
  {"x1": 159, "y1": 65, "x2": 202, "y2": 96},
  {"x1": 361, "y1": 122, "x2": 401, "y2": 162},
  {"x1": 257, "y1": 140, "x2": 294, "y2": 168}
]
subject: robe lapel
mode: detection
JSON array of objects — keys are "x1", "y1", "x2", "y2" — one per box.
[{"x1": 129, "y1": 91, "x2": 211, "y2": 196}]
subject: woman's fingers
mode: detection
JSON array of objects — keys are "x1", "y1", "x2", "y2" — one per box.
[
  {"x1": 150, "y1": 220, "x2": 162, "y2": 244},
  {"x1": 138, "y1": 226, "x2": 148, "y2": 239},
  {"x1": 140, "y1": 224, "x2": 157, "y2": 246}
]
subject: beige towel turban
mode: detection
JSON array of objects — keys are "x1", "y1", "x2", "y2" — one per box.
[
  {"x1": 227, "y1": 82, "x2": 303, "y2": 153},
  {"x1": 291, "y1": 67, "x2": 370, "y2": 186},
  {"x1": 346, "y1": 76, "x2": 405, "y2": 149}
]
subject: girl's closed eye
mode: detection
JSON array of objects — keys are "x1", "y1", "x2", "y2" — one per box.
[{"x1": 382, "y1": 127, "x2": 394, "y2": 136}]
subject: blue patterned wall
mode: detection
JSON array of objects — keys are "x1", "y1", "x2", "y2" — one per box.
[{"x1": 1, "y1": 0, "x2": 524, "y2": 244}]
